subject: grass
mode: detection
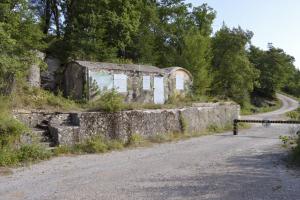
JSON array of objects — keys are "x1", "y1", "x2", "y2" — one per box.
[
  {"x1": 241, "y1": 98, "x2": 283, "y2": 115},
  {"x1": 286, "y1": 108, "x2": 300, "y2": 120},
  {"x1": 53, "y1": 136, "x2": 125, "y2": 155},
  {"x1": 11, "y1": 86, "x2": 80, "y2": 111},
  {"x1": 0, "y1": 145, "x2": 52, "y2": 167},
  {"x1": 284, "y1": 106, "x2": 300, "y2": 165},
  {"x1": 0, "y1": 96, "x2": 53, "y2": 167}
]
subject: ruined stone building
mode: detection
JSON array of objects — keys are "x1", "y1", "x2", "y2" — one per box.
[{"x1": 64, "y1": 61, "x2": 193, "y2": 104}]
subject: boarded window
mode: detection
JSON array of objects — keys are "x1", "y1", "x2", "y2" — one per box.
[
  {"x1": 143, "y1": 76, "x2": 151, "y2": 90},
  {"x1": 154, "y1": 77, "x2": 165, "y2": 104},
  {"x1": 114, "y1": 74, "x2": 127, "y2": 92},
  {"x1": 89, "y1": 71, "x2": 113, "y2": 91},
  {"x1": 176, "y1": 74, "x2": 184, "y2": 90}
]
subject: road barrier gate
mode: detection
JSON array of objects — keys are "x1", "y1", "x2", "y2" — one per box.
[{"x1": 233, "y1": 119, "x2": 300, "y2": 135}]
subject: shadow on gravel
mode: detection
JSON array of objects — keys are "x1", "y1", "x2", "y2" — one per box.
[{"x1": 133, "y1": 151, "x2": 300, "y2": 200}]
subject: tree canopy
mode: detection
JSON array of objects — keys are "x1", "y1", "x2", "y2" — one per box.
[{"x1": 1, "y1": 0, "x2": 299, "y2": 107}]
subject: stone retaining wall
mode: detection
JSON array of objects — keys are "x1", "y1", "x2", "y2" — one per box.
[{"x1": 14, "y1": 103, "x2": 240, "y2": 146}]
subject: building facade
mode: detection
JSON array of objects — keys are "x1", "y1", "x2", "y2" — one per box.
[{"x1": 64, "y1": 61, "x2": 192, "y2": 104}]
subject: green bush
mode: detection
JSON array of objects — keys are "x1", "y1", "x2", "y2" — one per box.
[
  {"x1": 78, "y1": 136, "x2": 109, "y2": 153},
  {"x1": 11, "y1": 86, "x2": 79, "y2": 111},
  {"x1": 106, "y1": 140, "x2": 124, "y2": 150},
  {"x1": 53, "y1": 145, "x2": 74, "y2": 155},
  {"x1": 88, "y1": 90, "x2": 124, "y2": 112},
  {"x1": 207, "y1": 124, "x2": 220, "y2": 133},
  {"x1": 0, "y1": 145, "x2": 52, "y2": 167},
  {"x1": 17, "y1": 145, "x2": 52, "y2": 163},
  {"x1": 0, "y1": 96, "x2": 28, "y2": 148},
  {"x1": 287, "y1": 110, "x2": 300, "y2": 120},
  {"x1": 0, "y1": 148, "x2": 19, "y2": 166},
  {"x1": 126, "y1": 133, "x2": 145, "y2": 146},
  {"x1": 148, "y1": 134, "x2": 169, "y2": 143}
]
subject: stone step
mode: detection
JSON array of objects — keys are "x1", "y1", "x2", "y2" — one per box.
[
  {"x1": 31, "y1": 128, "x2": 46, "y2": 133},
  {"x1": 30, "y1": 128, "x2": 53, "y2": 143},
  {"x1": 36, "y1": 123, "x2": 49, "y2": 130}
]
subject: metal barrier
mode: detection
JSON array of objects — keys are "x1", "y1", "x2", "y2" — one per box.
[{"x1": 233, "y1": 119, "x2": 300, "y2": 135}]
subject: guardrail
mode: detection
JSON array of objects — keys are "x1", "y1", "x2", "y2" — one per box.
[{"x1": 233, "y1": 119, "x2": 300, "y2": 135}]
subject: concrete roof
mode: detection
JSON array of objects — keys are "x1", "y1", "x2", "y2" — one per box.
[
  {"x1": 164, "y1": 67, "x2": 193, "y2": 79},
  {"x1": 73, "y1": 61, "x2": 165, "y2": 74}
]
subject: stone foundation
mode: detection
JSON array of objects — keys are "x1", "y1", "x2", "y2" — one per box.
[{"x1": 14, "y1": 103, "x2": 240, "y2": 146}]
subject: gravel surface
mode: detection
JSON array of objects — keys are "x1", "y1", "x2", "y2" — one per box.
[{"x1": 0, "y1": 94, "x2": 300, "y2": 200}]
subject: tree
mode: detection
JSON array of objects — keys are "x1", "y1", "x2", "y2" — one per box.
[
  {"x1": 181, "y1": 30, "x2": 212, "y2": 95},
  {"x1": 248, "y1": 44, "x2": 296, "y2": 98},
  {"x1": 125, "y1": 0, "x2": 160, "y2": 64},
  {"x1": 30, "y1": 0, "x2": 62, "y2": 37},
  {"x1": 61, "y1": 0, "x2": 142, "y2": 62},
  {"x1": 0, "y1": 0, "x2": 44, "y2": 94},
  {"x1": 191, "y1": 3, "x2": 216, "y2": 37},
  {"x1": 211, "y1": 26, "x2": 259, "y2": 106}
]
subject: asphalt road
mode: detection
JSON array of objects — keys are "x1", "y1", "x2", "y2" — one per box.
[{"x1": 0, "y1": 94, "x2": 299, "y2": 200}]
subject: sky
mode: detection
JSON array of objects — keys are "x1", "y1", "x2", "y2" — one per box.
[{"x1": 186, "y1": 0, "x2": 300, "y2": 69}]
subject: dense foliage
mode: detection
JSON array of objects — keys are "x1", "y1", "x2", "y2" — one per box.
[{"x1": 1, "y1": 0, "x2": 300, "y2": 106}]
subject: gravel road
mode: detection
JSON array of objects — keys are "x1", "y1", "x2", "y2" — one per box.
[{"x1": 0, "y1": 94, "x2": 300, "y2": 200}]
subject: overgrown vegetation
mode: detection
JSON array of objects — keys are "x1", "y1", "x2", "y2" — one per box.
[
  {"x1": 12, "y1": 84, "x2": 80, "y2": 111},
  {"x1": 281, "y1": 108, "x2": 300, "y2": 165},
  {"x1": 2, "y1": 0, "x2": 298, "y2": 111},
  {"x1": 287, "y1": 108, "x2": 300, "y2": 120},
  {"x1": 241, "y1": 98, "x2": 283, "y2": 115},
  {"x1": 0, "y1": 96, "x2": 53, "y2": 167},
  {"x1": 87, "y1": 90, "x2": 125, "y2": 112},
  {"x1": 0, "y1": 145, "x2": 52, "y2": 167}
]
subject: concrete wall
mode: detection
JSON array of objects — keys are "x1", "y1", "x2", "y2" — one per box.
[
  {"x1": 167, "y1": 69, "x2": 192, "y2": 98},
  {"x1": 64, "y1": 63, "x2": 88, "y2": 99},
  {"x1": 87, "y1": 68, "x2": 162, "y2": 103},
  {"x1": 64, "y1": 63, "x2": 193, "y2": 104},
  {"x1": 27, "y1": 52, "x2": 45, "y2": 88},
  {"x1": 41, "y1": 56, "x2": 61, "y2": 90},
  {"x1": 15, "y1": 103, "x2": 240, "y2": 146}
]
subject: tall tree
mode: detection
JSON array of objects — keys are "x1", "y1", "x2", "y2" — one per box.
[
  {"x1": 248, "y1": 44, "x2": 296, "y2": 98},
  {"x1": 0, "y1": 0, "x2": 44, "y2": 94},
  {"x1": 211, "y1": 26, "x2": 259, "y2": 106},
  {"x1": 181, "y1": 30, "x2": 212, "y2": 95},
  {"x1": 62, "y1": 0, "x2": 142, "y2": 61},
  {"x1": 30, "y1": 0, "x2": 61, "y2": 37}
]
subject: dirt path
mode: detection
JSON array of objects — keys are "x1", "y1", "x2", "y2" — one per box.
[{"x1": 0, "y1": 95, "x2": 299, "y2": 200}]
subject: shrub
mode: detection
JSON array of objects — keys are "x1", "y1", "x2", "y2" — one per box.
[
  {"x1": 78, "y1": 136, "x2": 109, "y2": 153},
  {"x1": 0, "y1": 145, "x2": 52, "y2": 167},
  {"x1": 106, "y1": 140, "x2": 124, "y2": 150},
  {"x1": 0, "y1": 148, "x2": 19, "y2": 167},
  {"x1": 88, "y1": 90, "x2": 124, "y2": 112},
  {"x1": 148, "y1": 134, "x2": 169, "y2": 143},
  {"x1": 207, "y1": 124, "x2": 220, "y2": 133},
  {"x1": 53, "y1": 145, "x2": 74, "y2": 155},
  {"x1": 17, "y1": 145, "x2": 52, "y2": 163},
  {"x1": 287, "y1": 110, "x2": 300, "y2": 120},
  {"x1": 126, "y1": 134, "x2": 145, "y2": 146},
  {"x1": 11, "y1": 85, "x2": 79, "y2": 111},
  {"x1": 0, "y1": 96, "x2": 27, "y2": 148}
]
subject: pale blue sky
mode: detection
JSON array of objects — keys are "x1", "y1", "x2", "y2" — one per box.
[{"x1": 186, "y1": 0, "x2": 300, "y2": 68}]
